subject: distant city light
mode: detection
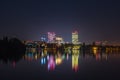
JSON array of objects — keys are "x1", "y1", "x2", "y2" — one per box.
[{"x1": 40, "y1": 34, "x2": 47, "y2": 42}]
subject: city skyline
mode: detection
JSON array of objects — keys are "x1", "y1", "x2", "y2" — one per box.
[{"x1": 0, "y1": 0, "x2": 120, "y2": 43}]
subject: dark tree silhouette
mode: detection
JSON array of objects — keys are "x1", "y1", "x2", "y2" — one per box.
[{"x1": 0, "y1": 37, "x2": 26, "y2": 63}]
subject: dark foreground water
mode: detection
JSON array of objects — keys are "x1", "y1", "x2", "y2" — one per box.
[{"x1": 0, "y1": 49, "x2": 120, "y2": 80}]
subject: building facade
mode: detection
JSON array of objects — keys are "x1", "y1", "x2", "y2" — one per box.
[
  {"x1": 72, "y1": 31, "x2": 79, "y2": 44},
  {"x1": 47, "y1": 32, "x2": 56, "y2": 43}
]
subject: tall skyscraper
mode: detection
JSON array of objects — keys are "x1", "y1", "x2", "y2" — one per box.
[
  {"x1": 72, "y1": 31, "x2": 79, "y2": 44},
  {"x1": 40, "y1": 34, "x2": 47, "y2": 42},
  {"x1": 47, "y1": 32, "x2": 56, "y2": 43}
]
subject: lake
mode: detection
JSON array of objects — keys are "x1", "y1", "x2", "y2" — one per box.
[{"x1": 0, "y1": 49, "x2": 120, "y2": 80}]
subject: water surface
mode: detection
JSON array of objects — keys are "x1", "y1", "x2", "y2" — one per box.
[{"x1": 0, "y1": 49, "x2": 120, "y2": 80}]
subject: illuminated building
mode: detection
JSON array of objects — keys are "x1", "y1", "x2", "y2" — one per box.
[
  {"x1": 72, "y1": 31, "x2": 79, "y2": 44},
  {"x1": 55, "y1": 36, "x2": 64, "y2": 44},
  {"x1": 95, "y1": 41, "x2": 101, "y2": 45},
  {"x1": 40, "y1": 34, "x2": 47, "y2": 42},
  {"x1": 47, "y1": 32, "x2": 56, "y2": 43}
]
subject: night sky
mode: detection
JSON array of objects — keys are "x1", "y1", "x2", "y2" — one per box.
[{"x1": 0, "y1": 0, "x2": 120, "y2": 43}]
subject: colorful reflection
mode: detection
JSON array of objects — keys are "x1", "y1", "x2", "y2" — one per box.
[
  {"x1": 48, "y1": 55, "x2": 55, "y2": 71},
  {"x1": 95, "y1": 53, "x2": 101, "y2": 60},
  {"x1": 41, "y1": 57, "x2": 46, "y2": 65},
  {"x1": 72, "y1": 50, "x2": 79, "y2": 72},
  {"x1": 55, "y1": 58, "x2": 62, "y2": 65},
  {"x1": 23, "y1": 48, "x2": 110, "y2": 72},
  {"x1": 72, "y1": 54, "x2": 79, "y2": 72},
  {"x1": 43, "y1": 49, "x2": 47, "y2": 55},
  {"x1": 24, "y1": 53, "x2": 34, "y2": 61},
  {"x1": 92, "y1": 47, "x2": 101, "y2": 60},
  {"x1": 55, "y1": 56, "x2": 62, "y2": 65},
  {"x1": 24, "y1": 52, "x2": 41, "y2": 61},
  {"x1": 66, "y1": 54, "x2": 69, "y2": 60},
  {"x1": 55, "y1": 51, "x2": 63, "y2": 65},
  {"x1": 72, "y1": 49, "x2": 80, "y2": 54},
  {"x1": 26, "y1": 48, "x2": 37, "y2": 53},
  {"x1": 92, "y1": 47, "x2": 98, "y2": 55}
]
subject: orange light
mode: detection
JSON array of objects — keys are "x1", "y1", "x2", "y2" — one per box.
[{"x1": 55, "y1": 58, "x2": 62, "y2": 65}]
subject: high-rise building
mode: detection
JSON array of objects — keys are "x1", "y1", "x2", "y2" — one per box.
[
  {"x1": 47, "y1": 32, "x2": 56, "y2": 43},
  {"x1": 40, "y1": 34, "x2": 47, "y2": 42},
  {"x1": 72, "y1": 31, "x2": 79, "y2": 44}
]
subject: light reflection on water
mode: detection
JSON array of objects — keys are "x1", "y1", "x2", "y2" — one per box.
[
  {"x1": 22, "y1": 48, "x2": 109, "y2": 72},
  {"x1": 23, "y1": 49, "x2": 80, "y2": 72},
  {"x1": 1, "y1": 48, "x2": 120, "y2": 80}
]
